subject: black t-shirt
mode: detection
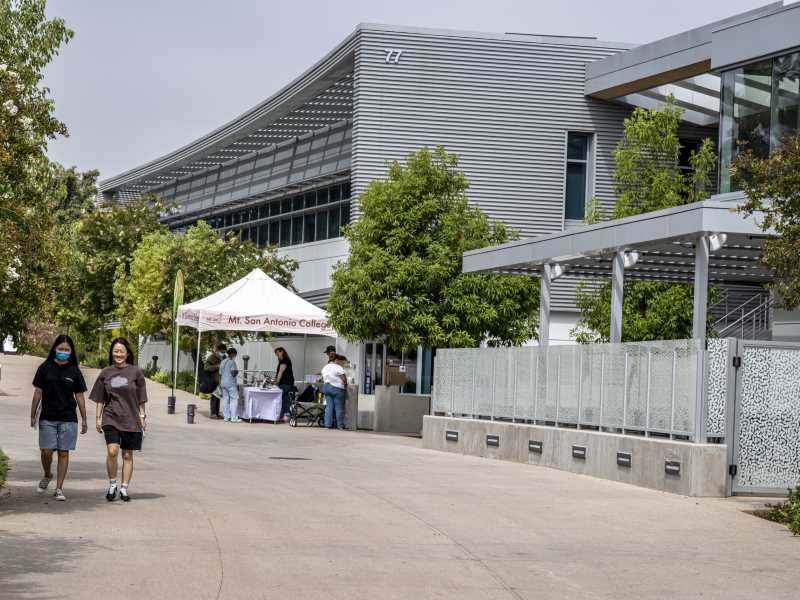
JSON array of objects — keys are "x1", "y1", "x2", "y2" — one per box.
[
  {"x1": 277, "y1": 357, "x2": 294, "y2": 386},
  {"x1": 33, "y1": 360, "x2": 87, "y2": 423}
]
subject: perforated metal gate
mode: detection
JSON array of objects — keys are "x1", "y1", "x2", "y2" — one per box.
[{"x1": 730, "y1": 340, "x2": 800, "y2": 495}]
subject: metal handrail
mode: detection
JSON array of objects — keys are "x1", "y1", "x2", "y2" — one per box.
[
  {"x1": 712, "y1": 293, "x2": 769, "y2": 330},
  {"x1": 716, "y1": 297, "x2": 773, "y2": 339}
]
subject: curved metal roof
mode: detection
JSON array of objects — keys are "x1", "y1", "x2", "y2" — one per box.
[{"x1": 100, "y1": 29, "x2": 359, "y2": 193}]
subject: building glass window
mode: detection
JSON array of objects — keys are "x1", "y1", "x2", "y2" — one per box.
[
  {"x1": 280, "y1": 219, "x2": 291, "y2": 247},
  {"x1": 317, "y1": 210, "x2": 328, "y2": 241},
  {"x1": 328, "y1": 206, "x2": 340, "y2": 238},
  {"x1": 207, "y1": 180, "x2": 351, "y2": 248},
  {"x1": 564, "y1": 132, "x2": 591, "y2": 221},
  {"x1": 304, "y1": 213, "x2": 316, "y2": 243},
  {"x1": 720, "y1": 59, "x2": 772, "y2": 192},
  {"x1": 771, "y1": 52, "x2": 800, "y2": 152},
  {"x1": 269, "y1": 220, "x2": 280, "y2": 246},
  {"x1": 292, "y1": 216, "x2": 303, "y2": 245}
]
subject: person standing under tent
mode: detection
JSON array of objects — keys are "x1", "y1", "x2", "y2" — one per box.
[
  {"x1": 30, "y1": 335, "x2": 89, "y2": 502},
  {"x1": 204, "y1": 343, "x2": 226, "y2": 419},
  {"x1": 322, "y1": 345, "x2": 347, "y2": 430},
  {"x1": 220, "y1": 348, "x2": 241, "y2": 423},
  {"x1": 273, "y1": 347, "x2": 295, "y2": 423},
  {"x1": 91, "y1": 337, "x2": 148, "y2": 502}
]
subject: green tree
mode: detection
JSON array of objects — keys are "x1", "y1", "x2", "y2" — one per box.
[
  {"x1": 327, "y1": 147, "x2": 538, "y2": 350},
  {"x1": 572, "y1": 99, "x2": 717, "y2": 343},
  {"x1": 71, "y1": 195, "x2": 167, "y2": 340},
  {"x1": 733, "y1": 132, "x2": 800, "y2": 309},
  {"x1": 114, "y1": 220, "x2": 297, "y2": 349},
  {"x1": 0, "y1": 0, "x2": 74, "y2": 347}
]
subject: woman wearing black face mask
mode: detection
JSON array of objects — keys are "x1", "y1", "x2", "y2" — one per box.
[{"x1": 30, "y1": 334, "x2": 88, "y2": 502}]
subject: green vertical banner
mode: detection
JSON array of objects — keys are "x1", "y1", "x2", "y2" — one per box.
[{"x1": 171, "y1": 270, "x2": 185, "y2": 396}]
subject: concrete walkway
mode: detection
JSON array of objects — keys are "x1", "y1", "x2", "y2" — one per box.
[{"x1": 0, "y1": 354, "x2": 797, "y2": 600}]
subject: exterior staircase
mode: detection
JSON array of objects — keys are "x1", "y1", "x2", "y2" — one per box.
[{"x1": 710, "y1": 288, "x2": 773, "y2": 340}]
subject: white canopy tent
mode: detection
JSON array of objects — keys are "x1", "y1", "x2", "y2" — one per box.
[{"x1": 175, "y1": 268, "x2": 335, "y2": 393}]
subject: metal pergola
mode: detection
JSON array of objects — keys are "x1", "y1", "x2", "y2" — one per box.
[{"x1": 462, "y1": 199, "x2": 773, "y2": 344}]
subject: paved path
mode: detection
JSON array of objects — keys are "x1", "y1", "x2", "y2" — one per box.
[{"x1": 0, "y1": 354, "x2": 797, "y2": 600}]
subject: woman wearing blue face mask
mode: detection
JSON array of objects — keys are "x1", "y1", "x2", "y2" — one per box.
[{"x1": 30, "y1": 334, "x2": 88, "y2": 501}]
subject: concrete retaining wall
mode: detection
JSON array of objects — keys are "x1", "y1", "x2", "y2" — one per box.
[
  {"x1": 423, "y1": 416, "x2": 728, "y2": 497},
  {"x1": 374, "y1": 386, "x2": 430, "y2": 435}
]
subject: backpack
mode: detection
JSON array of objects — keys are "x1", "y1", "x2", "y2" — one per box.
[{"x1": 198, "y1": 367, "x2": 216, "y2": 394}]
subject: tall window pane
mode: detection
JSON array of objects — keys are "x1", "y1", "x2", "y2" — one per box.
[
  {"x1": 564, "y1": 132, "x2": 591, "y2": 221},
  {"x1": 270, "y1": 200, "x2": 281, "y2": 216},
  {"x1": 280, "y1": 219, "x2": 291, "y2": 247},
  {"x1": 269, "y1": 221, "x2": 280, "y2": 245},
  {"x1": 258, "y1": 224, "x2": 268, "y2": 247},
  {"x1": 772, "y1": 52, "x2": 800, "y2": 151},
  {"x1": 317, "y1": 209, "x2": 328, "y2": 241},
  {"x1": 304, "y1": 191, "x2": 316, "y2": 208},
  {"x1": 317, "y1": 188, "x2": 329, "y2": 205},
  {"x1": 304, "y1": 213, "x2": 316, "y2": 243},
  {"x1": 565, "y1": 163, "x2": 587, "y2": 220},
  {"x1": 720, "y1": 60, "x2": 772, "y2": 192},
  {"x1": 292, "y1": 216, "x2": 303, "y2": 244},
  {"x1": 292, "y1": 195, "x2": 303, "y2": 212},
  {"x1": 330, "y1": 184, "x2": 341, "y2": 203},
  {"x1": 341, "y1": 202, "x2": 351, "y2": 227},
  {"x1": 328, "y1": 206, "x2": 341, "y2": 238}
]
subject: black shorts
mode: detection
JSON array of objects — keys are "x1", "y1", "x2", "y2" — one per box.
[{"x1": 102, "y1": 425, "x2": 143, "y2": 451}]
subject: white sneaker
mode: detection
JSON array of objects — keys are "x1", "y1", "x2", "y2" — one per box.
[
  {"x1": 37, "y1": 476, "x2": 52, "y2": 493},
  {"x1": 54, "y1": 489, "x2": 66, "y2": 501}
]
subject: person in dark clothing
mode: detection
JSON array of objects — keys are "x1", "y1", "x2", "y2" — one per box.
[
  {"x1": 274, "y1": 347, "x2": 295, "y2": 422},
  {"x1": 30, "y1": 335, "x2": 88, "y2": 501},
  {"x1": 204, "y1": 343, "x2": 226, "y2": 419}
]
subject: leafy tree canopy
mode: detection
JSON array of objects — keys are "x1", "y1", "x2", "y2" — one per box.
[
  {"x1": 734, "y1": 132, "x2": 800, "y2": 309},
  {"x1": 0, "y1": 0, "x2": 73, "y2": 347},
  {"x1": 573, "y1": 98, "x2": 717, "y2": 343},
  {"x1": 114, "y1": 220, "x2": 297, "y2": 350},
  {"x1": 328, "y1": 146, "x2": 538, "y2": 351},
  {"x1": 71, "y1": 195, "x2": 168, "y2": 334}
]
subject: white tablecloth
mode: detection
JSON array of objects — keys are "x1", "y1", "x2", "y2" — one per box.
[{"x1": 241, "y1": 387, "x2": 283, "y2": 421}]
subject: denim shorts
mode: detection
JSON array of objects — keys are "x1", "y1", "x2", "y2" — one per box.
[{"x1": 39, "y1": 420, "x2": 78, "y2": 451}]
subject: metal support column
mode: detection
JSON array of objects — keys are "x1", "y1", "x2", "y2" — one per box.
[
  {"x1": 539, "y1": 266, "x2": 551, "y2": 347},
  {"x1": 693, "y1": 234, "x2": 710, "y2": 341},
  {"x1": 610, "y1": 250, "x2": 625, "y2": 343}
]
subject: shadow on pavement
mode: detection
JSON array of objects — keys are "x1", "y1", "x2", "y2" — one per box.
[
  {"x1": 8, "y1": 458, "x2": 107, "y2": 482},
  {"x1": 0, "y1": 530, "x2": 94, "y2": 600},
  {"x1": 0, "y1": 458, "x2": 165, "y2": 517}
]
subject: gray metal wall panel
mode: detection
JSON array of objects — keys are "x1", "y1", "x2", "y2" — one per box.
[{"x1": 353, "y1": 28, "x2": 632, "y2": 309}]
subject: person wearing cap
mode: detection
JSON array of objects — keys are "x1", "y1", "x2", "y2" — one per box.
[{"x1": 321, "y1": 345, "x2": 347, "y2": 429}]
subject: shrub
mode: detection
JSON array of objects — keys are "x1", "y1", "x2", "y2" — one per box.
[
  {"x1": 764, "y1": 486, "x2": 800, "y2": 536},
  {"x1": 149, "y1": 370, "x2": 197, "y2": 393},
  {"x1": 0, "y1": 450, "x2": 8, "y2": 489}
]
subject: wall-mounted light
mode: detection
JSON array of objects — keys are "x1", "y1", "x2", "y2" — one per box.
[
  {"x1": 622, "y1": 250, "x2": 640, "y2": 269},
  {"x1": 708, "y1": 232, "x2": 727, "y2": 252},
  {"x1": 550, "y1": 264, "x2": 566, "y2": 279}
]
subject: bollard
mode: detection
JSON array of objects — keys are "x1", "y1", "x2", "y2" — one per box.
[
  {"x1": 187, "y1": 403, "x2": 196, "y2": 424},
  {"x1": 167, "y1": 395, "x2": 176, "y2": 414},
  {"x1": 151, "y1": 355, "x2": 159, "y2": 371}
]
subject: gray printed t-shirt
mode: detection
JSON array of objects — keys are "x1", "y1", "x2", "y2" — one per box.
[{"x1": 90, "y1": 364, "x2": 148, "y2": 432}]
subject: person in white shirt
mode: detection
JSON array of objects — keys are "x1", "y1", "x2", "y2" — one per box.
[{"x1": 321, "y1": 345, "x2": 347, "y2": 429}]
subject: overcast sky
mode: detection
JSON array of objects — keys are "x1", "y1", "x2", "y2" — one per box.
[{"x1": 43, "y1": 0, "x2": 770, "y2": 180}]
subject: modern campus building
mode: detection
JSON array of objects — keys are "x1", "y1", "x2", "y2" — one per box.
[{"x1": 101, "y1": 2, "x2": 800, "y2": 399}]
